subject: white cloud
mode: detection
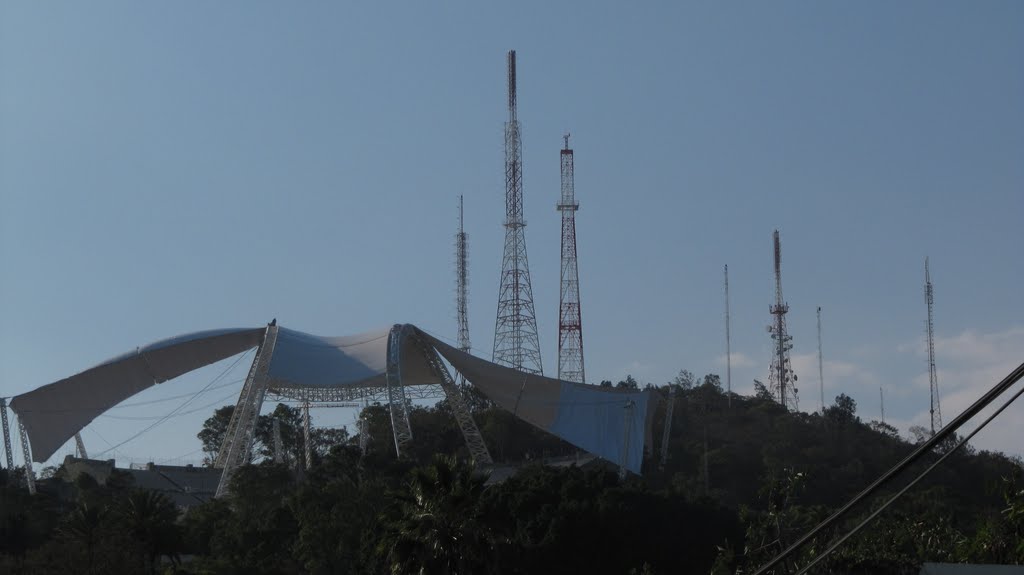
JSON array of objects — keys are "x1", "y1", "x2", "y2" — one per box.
[
  {"x1": 714, "y1": 352, "x2": 756, "y2": 369},
  {"x1": 896, "y1": 326, "x2": 1024, "y2": 456}
]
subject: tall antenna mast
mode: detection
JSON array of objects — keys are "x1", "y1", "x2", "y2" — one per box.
[
  {"x1": 725, "y1": 265, "x2": 731, "y2": 407},
  {"x1": 880, "y1": 386, "x2": 885, "y2": 424},
  {"x1": 768, "y1": 230, "x2": 798, "y2": 410},
  {"x1": 557, "y1": 134, "x2": 585, "y2": 383},
  {"x1": 493, "y1": 49, "x2": 543, "y2": 374},
  {"x1": 456, "y1": 196, "x2": 470, "y2": 385},
  {"x1": 817, "y1": 306, "x2": 824, "y2": 414},
  {"x1": 925, "y1": 257, "x2": 942, "y2": 433}
]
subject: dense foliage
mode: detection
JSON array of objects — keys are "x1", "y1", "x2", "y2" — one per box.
[{"x1": 1, "y1": 376, "x2": 1021, "y2": 574}]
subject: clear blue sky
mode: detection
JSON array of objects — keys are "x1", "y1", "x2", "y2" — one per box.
[{"x1": 2, "y1": 2, "x2": 1022, "y2": 469}]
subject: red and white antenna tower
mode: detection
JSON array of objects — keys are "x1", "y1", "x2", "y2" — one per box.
[
  {"x1": 493, "y1": 50, "x2": 543, "y2": 374},
  {"x1": 767, "y1": 230, "x2": 798, "y2": 410},
  {"x1": 925, "y1": 257, "x2": 942, "y2": 433},
  {"x1": 557, "y1": 134, "x2": 585, "y2": 383}
]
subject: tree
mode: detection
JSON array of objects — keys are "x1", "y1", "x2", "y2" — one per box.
[
  {"x1": 379, "y1": 455, "x2": 497, "y2": 574},
  {"x1": 617, "y1": 375, "x2": 639, "y2": 390},
  {"x1": 198, "y1": 405, "x2": 236, "y2": 465},
  {"x1": 674, "y1": 370, "x2": 697, "y2": 390},
  {"x1": 825, "y1": 393, "x2": 858, "y2": 425},
  {"x1": 120, "y1": 490, "x2": 181, "y2": 574}
]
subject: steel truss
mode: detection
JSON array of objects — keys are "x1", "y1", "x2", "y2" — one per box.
[
  {"x1": 215, "y1": 323, "x2": 279, "y2": 497},
  {"x1": 19, "y1": 419, "x2": 36, "y2": 494},
  {"x1": 1, "y1": 397, "x2": 13, "y2": 470},
  {"x1": 265, "y1": 384, "x2": 446, "y2": 404},
  {"x1": 411, "y1": 333, "x2": 493, "y2": 466},
  {"x1": 385, "y1": 324, "x2": 415, "y2": 456}
]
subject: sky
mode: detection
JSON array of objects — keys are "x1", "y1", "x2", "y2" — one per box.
[{"x1": 1, "y1": 2, "x2": 1022, "y2": 470}]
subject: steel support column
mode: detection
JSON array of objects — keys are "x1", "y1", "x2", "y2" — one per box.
[
  {"x1": 1, "y1": 398, "x2": 14, "y2": 470},
  {"x1": 215, "y1": 323, "x2": 278, "y2": 498},
  {"x1": 385, "y1": 324, "x2": 414, "y2": 457},
  {"x1": 412, "y1": 333, "x2": 493, "y2": 466},
  {"x1": 19, "y1": 420, "x2": 36, "y2": 494}
]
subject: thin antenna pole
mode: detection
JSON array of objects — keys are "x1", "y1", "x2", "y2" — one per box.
[
  {"x1": 880, "y1": 386, "x2": 885, "y2": 424},
  {"x1": 925, "y1": 257, "x2": 942, "y2": 434},
  {"x1": 818, "y1": 306, "x2": 824, "y2": 414},
  {"x1": 725, "y1": 265, "x2": 731, "y2": 407},
  {"x1": 456, "y1": 196, "x2": 470, "y2": 380}
]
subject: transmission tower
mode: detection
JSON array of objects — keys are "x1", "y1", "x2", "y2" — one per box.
[
  {"x1": 925, "y1": 257, "x2": 942, "y2": 433},
  {"x1": 493, "y1": 50, "x2": 543, "y2": 375},
  {"x1": 557, "y1": 134, "x2": 585, "y2": 383},
  {"x1": 725, "y1": 265, "x2": 731, "y2": 406},
  {"x1": 767, "y1": 230, "x2": 798, "y2": 410},
  {"x1": 456, "y1": 196, "x2": 470, "y2": 386}
]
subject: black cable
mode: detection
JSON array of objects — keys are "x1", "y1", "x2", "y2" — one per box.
[
  {"x1": 795, "y1": 378, "x2": 1024, "y2": 574},
  {"x1": 753, "y1": 361, "x2": 1024, "y2": 575},
  {"x1": 93, "y1": 350, "x2": 252, "y2": 457}
]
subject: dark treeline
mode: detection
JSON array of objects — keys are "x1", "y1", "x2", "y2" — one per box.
[{"x1": 1, "y1": 372, "x2": 1022, "y2": 574}]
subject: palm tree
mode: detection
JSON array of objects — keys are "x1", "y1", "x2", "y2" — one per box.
[
  {"x1": 120, "y1": 490, "x2": 181, "y2": 575},
  {"x1": 382, "y1": 455, "x2": 496, "y2": 574},
  {"x1": 60, "y1": 502, "x2": 106, "y2": 574}
]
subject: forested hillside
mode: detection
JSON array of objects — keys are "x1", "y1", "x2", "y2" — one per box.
[{"x1": 2, "y1": 372, "x2": 1022, "y2": 574}]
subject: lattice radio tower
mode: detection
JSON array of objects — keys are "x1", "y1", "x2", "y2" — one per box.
[
  {"x1": 456, "y1": 196, "x2": 470, "y2": 385},
  {"x1": 493, "y1": 50, "x2": 543, "y2": 375},
  {"x1": 557, "y1": 134, "x2": 585, "y2": 383},
  {"x1": 925, "y1": 257, "x2": 942, "y2": 433},
  {"x1": 767, "y1": 230, "x2": 798, "y2": 410}
]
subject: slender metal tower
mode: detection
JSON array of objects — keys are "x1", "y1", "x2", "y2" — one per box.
[
  {"x1": 925, "y1": 257, "x2": 942, "y2": 433},
  {"x1": 1, "y1": 398, "x2": 14, "y2": 469},
  {"x1": 457, "y1": 196, "x2": 470, "y2": 356},
  {"x1": 456, "y1": 196, "x2": 470, "y2": 389},
  {"x1": 817, "y1": 306, "x2": 825, "y2": 414},
  {"x1": 493, "y1": 50, "x2": 543, "y2": 375},
  {"x1": 557, "y1": 134, "x2": 585, "y2": 383},
  {"x1": 880, "y1": 386, "x2": 886, "y2": 424},
  {"x1": 725, "y1": 265, "x2": 732, "y2": 406},
  {"x1": 767, "y1": 230, "x2": 798, "y2": 410}
]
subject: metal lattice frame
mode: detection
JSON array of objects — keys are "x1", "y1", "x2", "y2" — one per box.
[
  {"x1": 1, "y1": 398, "x2": 14, "y2": 470},
  {"x1": 19, "y1": 419, "x2": 36, "y2": 494},
  {"x1": 215, "y1": 323, "x2": 278, "y2": 497},
  {"x1": 266, "y1": 384, "x2": 445, "y2": 404},
  {"x1": 412, "y1": 334, "x2": 493, "y2": 466},
  {"x1": 557, "y1": 134, "x2": 585, "y2": 383},
  {"x1": 619, "y1": 400, "x2": 636, "y2": 480},
  {"x1": 74, "y1": 432, "x2": 88, "y2": 459},
  {"x1": 302, "y1": 401, "x2": 312, "y2": 469},
  {"x1": 767, "y1": 230, "x2": 798, "y2": 411},
  {"x1": 493, "y1": 50, "x2": 544, "y2": 375},
  {"x1": 659, "y1": 386, "x2": 676, "y2": 469},
  {"x1": 272, "y1": 418, "x2": 284, "y2": 464},
  {"x1": 385, "y1": 324, "x2": 414, "y2": 457}
]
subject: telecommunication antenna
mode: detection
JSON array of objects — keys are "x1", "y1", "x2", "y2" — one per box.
[
  {"x1": 817, "y1": 306, "x2": 824, "y2": 414},
  {"x1": 493, "y1": 49, "x2": 543, "y2": 374},
  {"x1": 880, "y1": 386, "x2": 886, "y2": 424},
  {"x1": 725, "y1": 265, "x2": 732, "y2": 407},
  {"x1": 456, "y1": 196, "x2": 470, "y2": 385},
  {"x1": 557, "y1": 134, "x2": 585, "y2": 383},
  {"x1": 767, "y1": 230, "x2": 798, "y2": 410},
  {"x1": 925, "y1": 257, "x2": 942, "y2": 433}
]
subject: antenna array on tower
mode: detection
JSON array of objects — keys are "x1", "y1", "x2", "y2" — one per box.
[
  {"x1": 456, "y1": 196, "x2": 470, "y2": 386},
  {"x1": 493, "y1": 50, "x2": 543, "y2": 374},
  {"x1": 557, "y1": 134, "x2": 585, "y2": 383},
  {"x1": 768, "y1": 230, "x2": 798, "y2": 410},
  {"x1": 925, "y1": 257, "x2": 942, "y2": 433}
]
